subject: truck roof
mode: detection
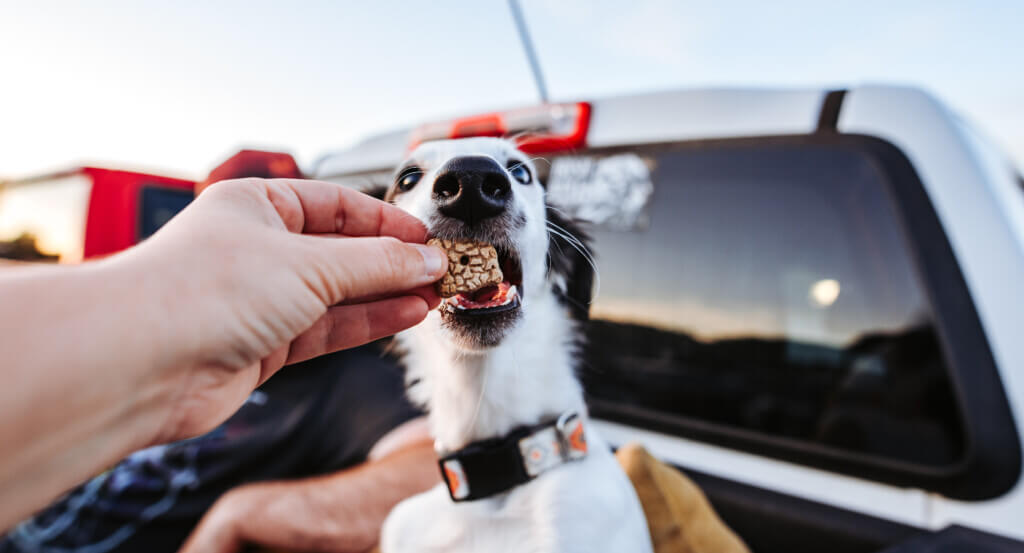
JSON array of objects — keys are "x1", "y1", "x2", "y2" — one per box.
[{"x1": 313, "y1": 86, "x2": 832, "y2": 180}]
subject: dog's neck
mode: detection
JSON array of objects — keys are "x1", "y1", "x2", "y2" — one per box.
[{"x1": 402, "y1": 289, "x2": 587, "y2": 453}]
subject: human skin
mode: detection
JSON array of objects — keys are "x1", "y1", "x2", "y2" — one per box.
[
  {"x1": 179, "y1": 418, "x2": 438, "y2": 553},
  {"x1": 0, "y1": 178, "x2": 447, "y2": 531}
]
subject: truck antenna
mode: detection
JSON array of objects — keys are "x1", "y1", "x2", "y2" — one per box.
[{"x1": 508, "y1": 0, "x2": 549, "y2": 103}]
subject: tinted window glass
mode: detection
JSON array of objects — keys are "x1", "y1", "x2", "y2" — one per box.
[
  {"x1": 578, "y1": 143, "x2": 964, "y2": 467},
  {"x1": 139, "y1": 186, "x2": 192, "y2": 239}
]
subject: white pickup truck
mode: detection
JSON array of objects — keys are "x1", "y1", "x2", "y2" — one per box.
[{"x1": 314, "y1": 86, "x2": 1024, "y2": 553}]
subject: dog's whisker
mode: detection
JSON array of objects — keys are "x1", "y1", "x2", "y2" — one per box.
[
  {"x1": 545, "y1": 221, "x2": 597, "y2": 269},
  {"x1": 548, "y1": 229, "x2": 591, "y2": 261},
  {"x1": 544, "y1": 204, "x2": 573, "y2": 219},
  {"x1": 548, "y1": 231, "x2": 567, "y2": 259},
  {"x1": 545, "y1": 219, "x2": 588, "y2": 249},
  {"x1": 545, "y1": 224, "x2": 601, "y2": 303},
  {"x1": 545, "y1": 224, "x2": 598, "y2": 281},
  {"x1": 546, "y1": 233, "x2": 569, "y2": 296},
  {"x1": 505, "y1": 129, "x2": 536, "y2": 142},
  {"x1": 546, "y1": 229, "x2": 602, "y2": 305},
  {"x1": 506, "y1": 157, "x2": 548, "y2": 177}
]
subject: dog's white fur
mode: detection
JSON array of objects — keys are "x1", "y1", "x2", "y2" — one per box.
[{"x1": 380, "y1": 138, "x2": 653, "y2": 553}]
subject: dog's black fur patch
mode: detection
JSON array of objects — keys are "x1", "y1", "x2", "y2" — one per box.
[
  {"x1": 440, "y1": 304, "x2": 522, "y2": 349},
  {"x1": 545, "y1": 206, "x2": 594, "y2": 321}
]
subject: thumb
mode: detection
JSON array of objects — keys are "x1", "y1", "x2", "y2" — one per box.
[{"x1": 309, "y1": 235, "x2": 448, "y2": 304}]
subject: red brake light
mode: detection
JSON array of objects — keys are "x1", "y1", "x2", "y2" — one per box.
[
  {"x1": 409, "y1": 102, "x2": 590, "y2": 154},
  {"x1": 451, "y1": 114, "x2": 505, "y2": 139}
]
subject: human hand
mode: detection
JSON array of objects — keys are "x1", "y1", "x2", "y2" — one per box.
[
  {"x1": 124, "y1": 178, "x2": 447, "y2": 445},
  {"x1": 178, "y1": 420, "x2": 438, "y2": 553}
]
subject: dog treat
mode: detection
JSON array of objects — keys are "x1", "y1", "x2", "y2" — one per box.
[{"x1": 428, "y1": 238, "x2": 503, "y2": 297}]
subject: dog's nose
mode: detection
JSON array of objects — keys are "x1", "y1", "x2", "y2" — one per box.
[{"x1": 433, "y1": 155, "x2": 511, "y2": 225}]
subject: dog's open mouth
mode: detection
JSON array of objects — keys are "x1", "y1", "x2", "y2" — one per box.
[{"x1": 442, "y1": 248, "x2": 524, "y2": 316}]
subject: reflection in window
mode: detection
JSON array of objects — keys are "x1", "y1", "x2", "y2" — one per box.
[
  {"x1": 0, "y1": 174, "x2": 91, "y2": 263},
  {"x1": 579, "y1": 144, "x2": 964, "y2": 466}
]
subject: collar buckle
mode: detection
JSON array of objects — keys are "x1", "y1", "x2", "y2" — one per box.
[
  {"x1": 439, "y1": 411, "x2": 588, "y2": 502},
  {"x1": 517, "y1": 410, "x2": 587, "y2": 477},
  {"x1": 555, "y1": 411, "x2": 588, "y2": 461}
]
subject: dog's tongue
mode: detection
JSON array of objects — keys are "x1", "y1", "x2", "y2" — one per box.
[
  {"x1": 453, "y1": 281, "x2": 515, "y2": 308},
  {"x1": 469, "y1": 285, "x2": 501, "y2": 303}
]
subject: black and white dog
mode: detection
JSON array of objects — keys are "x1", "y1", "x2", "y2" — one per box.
[{"x1": 379, "y1": 138, "x2": 652, "y2": 552}]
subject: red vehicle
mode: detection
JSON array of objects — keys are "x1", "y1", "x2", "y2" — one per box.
[
  {"x1": 0, "y1": 150, "x2": 306, "y2": 264},
  {"x1": 0, "y1": 167, "x2": 195, "y2": 263}
]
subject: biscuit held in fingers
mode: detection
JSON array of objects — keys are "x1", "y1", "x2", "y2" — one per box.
[{"x1": 427, "y1": 238, "x2": 503, "y2": 298}]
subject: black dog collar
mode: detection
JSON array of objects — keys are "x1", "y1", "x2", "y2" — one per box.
[{"x1": 438, "y1": 411, "x2": 588, "y2": 502}]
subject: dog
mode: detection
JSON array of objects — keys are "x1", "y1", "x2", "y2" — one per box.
[{"x1": 379, "y1": 137, "x2": 653, "y2": 553}]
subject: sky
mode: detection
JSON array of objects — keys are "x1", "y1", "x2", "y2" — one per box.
[{"x1": 1, "y1": 0, "x2": 1022, "y2": 181}]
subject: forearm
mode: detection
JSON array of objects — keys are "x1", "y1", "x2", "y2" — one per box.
[
  {"x1": 182, "y1": 439, "x2": 440, "y2": 553},
  {"x1": 334, "y1": 439, "x2": 441, "y2": 544},
  {"x1": 0, "y1": 256, "x2": 176, "y2": 529},
  {"x1": 265, "y1": 443, "x2": 438, "y2": 549},
  {"x1": 0, "y1": 177, "x2": 446, "y2": 535}
]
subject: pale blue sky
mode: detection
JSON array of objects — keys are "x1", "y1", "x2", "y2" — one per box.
[{"x1": 1, "y1": 0, "x2": 1021, "y2": 180}]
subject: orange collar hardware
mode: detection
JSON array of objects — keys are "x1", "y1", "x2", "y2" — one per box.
[{"x1": 438, "y1": 411, "x2": 588, "y2": 502}]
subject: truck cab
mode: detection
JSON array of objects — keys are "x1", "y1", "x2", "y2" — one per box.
[
  {"x1": 314, "y1": 86, "x2": 1024, "y2": 552},
  {"x1": 0, "y1": 167, "x2": 194, "y2": 262}
]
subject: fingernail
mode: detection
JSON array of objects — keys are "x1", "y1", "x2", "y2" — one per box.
[{"x1": 413, "y1": 244, "x2": 446, "y2": 278}]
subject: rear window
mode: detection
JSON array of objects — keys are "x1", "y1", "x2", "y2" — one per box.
[{"x1": 566, "y1": 141, "x2": 965, "y2": 468}]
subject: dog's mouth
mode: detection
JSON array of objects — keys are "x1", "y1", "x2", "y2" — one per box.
[{"x1": 441, "y1": 247, "x2": 524, "y2": 316}]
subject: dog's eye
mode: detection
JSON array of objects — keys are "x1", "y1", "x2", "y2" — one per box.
[
  {"x1": 507, "y1": 161, "x2": 532, "y2": 185},
  {"x1": 396, "y1": 167, "x2": 422, "y2": 192}
]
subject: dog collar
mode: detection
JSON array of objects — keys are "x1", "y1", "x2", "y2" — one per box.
[{"x1": 438, "y1": 411, "x2": 588, "y2": 502}]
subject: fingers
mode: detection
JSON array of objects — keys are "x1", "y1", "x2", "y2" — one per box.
[
  {"x1": 180, "y1": 478, "x2": 382, "y2": 553},
  {"x1": 339, "y1": 284, "x2": 442, "y2": 310},
  {"x1": 178, "y1": 502, "x2": 244, "y2": 553},
  {"x1": 410, "y1": 283, "x2": 443, "y2": 310},
  {"x1": 260, "y1": 179, "x2": 429, "y2": 242},
  {"x1": 283, "y1": 295, "x2": 431, "y2": 366},
  {"x1": 309, "y1": 235, "x2": 447, "y2": 304}
]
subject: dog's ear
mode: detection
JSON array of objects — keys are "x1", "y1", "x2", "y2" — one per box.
[{"x1": 545, "y1": 205, "x2": 595, "y2": 321}]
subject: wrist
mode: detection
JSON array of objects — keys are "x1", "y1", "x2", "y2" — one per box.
[{"x1": 89, "y1": 249, "x2": 197, "y2": 448}]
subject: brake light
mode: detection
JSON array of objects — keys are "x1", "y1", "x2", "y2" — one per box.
[
  {"x1": 409, "y1": 102, "x2": 590, "y2": 154},
  {"x1": 452, "y1": 114, "x2": 505, "y2": 139}
]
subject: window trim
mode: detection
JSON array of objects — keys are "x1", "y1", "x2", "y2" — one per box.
[{"x1": 579, "y1": 133, "x2": 1021, "y2": 500}]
